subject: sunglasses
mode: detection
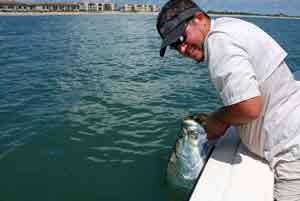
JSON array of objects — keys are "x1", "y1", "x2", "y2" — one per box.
[
  {"x1": 169, "y1": 17, "x2": 194, "y2": 50},
  {"x1": 170, "y1": 34, "x2": 187, "y2": 50}
]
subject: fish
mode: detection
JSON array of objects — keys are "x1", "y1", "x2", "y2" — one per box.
[{"x1": 166, "y1": 114, "x2": 214, "y2": 190}]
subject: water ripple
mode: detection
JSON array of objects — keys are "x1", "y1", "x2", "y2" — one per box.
[{"x1": 90, "y1": 146, "x2": 160, "y2": 156}]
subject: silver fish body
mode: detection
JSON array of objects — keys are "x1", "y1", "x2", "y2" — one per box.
[{"x1": 166, "y1": 119, "x2": 213, "y2": 190}]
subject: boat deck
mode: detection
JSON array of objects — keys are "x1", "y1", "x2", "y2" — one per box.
[{"x1": 190, "y1": 128, "x2": 273, "y2": 201}]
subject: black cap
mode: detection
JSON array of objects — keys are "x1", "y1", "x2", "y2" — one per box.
[{"x1": 156, "y1": 0, "x2": 203, "y2": 57}]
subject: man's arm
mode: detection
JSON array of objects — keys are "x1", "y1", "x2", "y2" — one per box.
[
  {"x1": 206, "y1": 96, "x2": 262, "y2": 139},
  {"x1": 213, "y1": 96, "x2": 262, "y2": 124}
]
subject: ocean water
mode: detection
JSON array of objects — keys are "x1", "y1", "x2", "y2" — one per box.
[{"x1": 0, "y1": 14, "x2": 299, "y2": 201}]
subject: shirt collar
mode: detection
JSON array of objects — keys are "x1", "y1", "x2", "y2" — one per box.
[{"x1": 203, "y1": 19, "x2": 215, "y2": 63}]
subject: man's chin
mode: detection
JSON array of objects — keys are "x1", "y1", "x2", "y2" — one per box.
[
  {"x1": 189, "y1": 49, "x2": 204, "y2": 62},
  {"x1": 191, "y1": 56, "x2": 204, "y2": 63}
]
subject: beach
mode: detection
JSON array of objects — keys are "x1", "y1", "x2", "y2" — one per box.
[{"x1": 0, "y1": 11, "x2": 159, "y2": 16}]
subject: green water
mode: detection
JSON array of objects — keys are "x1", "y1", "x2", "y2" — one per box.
[{"x1": 0, "y1": 14, "x2": 299, "y2": 201}]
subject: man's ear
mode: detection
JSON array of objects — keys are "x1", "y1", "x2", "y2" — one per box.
[{"x1": 194, "y1": 11, "x2": 205, "y2": 19}]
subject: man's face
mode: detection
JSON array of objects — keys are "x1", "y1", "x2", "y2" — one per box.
[{"x1": 173, "y1": 17, "x2": 206, "y2": 62}]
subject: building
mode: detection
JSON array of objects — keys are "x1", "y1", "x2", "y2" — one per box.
[
  {"x1": 149, "y1": 4, "x2": 159, "y2": 12},
  {"x1": 79, "y1": 2, "x2": 116, "y2": 12},
  {"x1": 123, "y1": 3, "x2": 159, "y2": 12},
  {"x1": 78, "y1": 2, "x2": 88, "y2": 11},
  {"x1": 102, "y1": 3, "x2": 116, "y2": 11},
  {"x1": 123, "y1": 4, "x2": 134, "y2": 12},
  {"x1": 30, "y1": 2, "x2": 80, "y2": 12},
  {"x1": 0, "y1": 0, "x2": 28, "y2": 11}
]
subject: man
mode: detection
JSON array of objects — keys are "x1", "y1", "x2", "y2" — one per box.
[{"x1": 156, "y1": 0, "x2": 300, "y2": 200}]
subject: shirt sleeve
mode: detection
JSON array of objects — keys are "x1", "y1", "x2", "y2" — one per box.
[{"x1": 207, "y1": 32, "x2": 261, "y2": 106}]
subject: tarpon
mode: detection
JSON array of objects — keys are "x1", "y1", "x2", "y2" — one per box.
[{"x1": 166, "y1": 114, "x2": 214, "y2": 190}]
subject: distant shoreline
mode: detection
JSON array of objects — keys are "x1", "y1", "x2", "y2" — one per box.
[
  {"x1": 210, "y1": 13, "x2": 300, "y2": 20},
  {"x1": 0, "y1": 11, "x2": 159, "y2": 16},
  {"x1": 1, "y1": 11, "x2": 300, "y2": 19}
]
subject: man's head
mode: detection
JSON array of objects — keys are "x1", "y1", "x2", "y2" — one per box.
[{"x1": 156, "y1": 0, "x2": 211, "y2": 62}]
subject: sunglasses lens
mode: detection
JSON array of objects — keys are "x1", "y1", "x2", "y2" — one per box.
[
  {"x1": 170, "y1": 34, "x2": 186, "y2": 50},
  {"x1": 179, "y1": 35, "x2": 185, "y2": 42}
]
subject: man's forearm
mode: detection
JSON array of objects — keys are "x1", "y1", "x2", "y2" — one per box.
[
  {"x1": 212, "y1": 107, "x2": 254, "y2": 125},
  {"x1": 212, "y1": 96, "x2": 262, "y2": 125}
]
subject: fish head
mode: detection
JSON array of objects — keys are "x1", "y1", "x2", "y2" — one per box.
[{"x1": 181, "y1": 119, "x2": 206, "y2": 145}]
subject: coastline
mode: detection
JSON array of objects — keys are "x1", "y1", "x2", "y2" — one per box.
[
  {"x1": 0, "y1": 11, "x2": 159, "y2": 16},
  {"x1": 0, "y1": 11, "x2": 299, "y2": 19}
]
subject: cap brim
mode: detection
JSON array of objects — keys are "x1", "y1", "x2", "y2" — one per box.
[
  {"x1": 160, "y1": 47, "x2": 167, "y2": 57},
  {"x1": 159, "y1": 22, "x2": 186, "y2": 57}
]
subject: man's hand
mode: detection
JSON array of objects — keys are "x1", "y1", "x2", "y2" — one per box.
[
  {"x1": 183, "y1": 112, "x2": 209, "y2": 127},
  {"x1": 183, "y1": 112, "x2": 229, "y2": 140},
  {"x1": 205, "y1": 113, "x2": 230, "y2": 140}
]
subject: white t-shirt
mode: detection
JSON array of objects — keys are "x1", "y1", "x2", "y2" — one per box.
[{"x1": 204, "y1": 17, "x2": 300, "y2": 168}]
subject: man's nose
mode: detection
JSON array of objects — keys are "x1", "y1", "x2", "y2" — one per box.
[{"x1": 178, "y1": 43, "x2": 188, "y2": 55}]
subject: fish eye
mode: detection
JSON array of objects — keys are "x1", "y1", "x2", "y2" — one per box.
[
  {"x1": 191, "y1": 134, "x2": 198, "y2": 140},
  {"x1": 187, "y1": 130, "x2": 198, "y2": 139}
]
